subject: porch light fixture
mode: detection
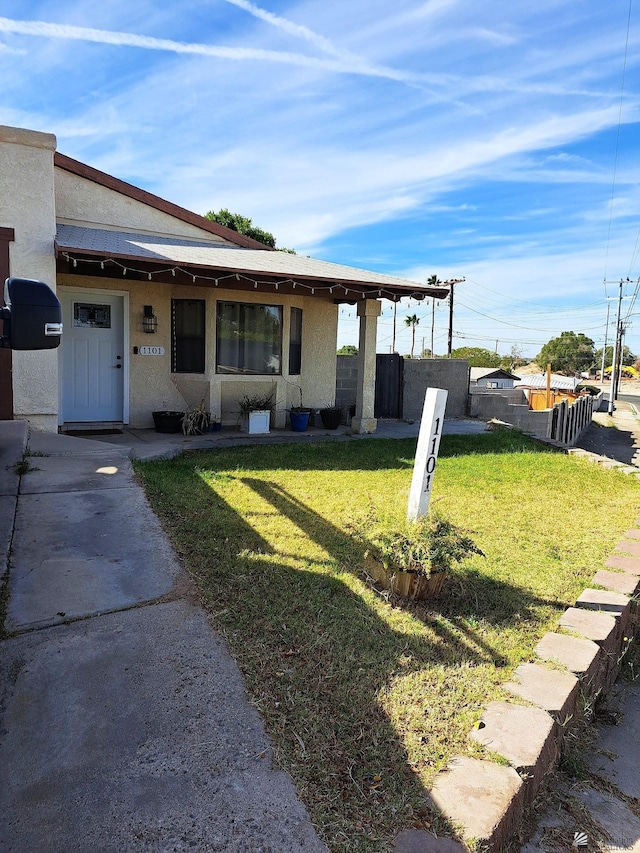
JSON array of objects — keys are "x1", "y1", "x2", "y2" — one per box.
[{"x1": 142, "y1": 305, "x2": 158, "y2": 334}]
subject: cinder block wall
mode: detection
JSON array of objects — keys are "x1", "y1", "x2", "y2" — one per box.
[
  {"x1": 469, "y1": 389, "x2": 553, "y2": 436},
  {"x1": 403, "y1": 359, "x2": 470, "y2": 419},
  {"x1": 335, "y1": 356, "x2": 470, "y2": 419},
  {"x1": 336, "y1": 355, "x2": 359, "y2": 410}
]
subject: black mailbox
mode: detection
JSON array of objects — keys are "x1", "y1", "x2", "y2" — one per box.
[{"x1": 2, "y1": 277, "x2": 62, "y2": 350}]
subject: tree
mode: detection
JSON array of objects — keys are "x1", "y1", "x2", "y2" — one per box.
[
  {"x1": 337, "y1": 344, "x2": 358, "y2": 356},
  {"x1": 595, "y1": 344, "x2": 635, "y2": 368},
  {"x1": 404, "y1": 314, "x2": 420, "y2": 358},
  {"x1": 499, "y1": 346, "x2": 525, "y2": 371},
  {"x1": 205, "y1": 208, "x2": 297, "y2": 254},
  {"x1": 205, "y1": 208, "x2": 276, "y2": 247},
  {"x1": 536, "y1": 331, "x2": 595, "y2": 374},
  {"x1": 450, "y1": 346, "x2": 501, "y2": 368},
  {"x1": 509, "y1": 344, "x2": 525, "y2": 368}
]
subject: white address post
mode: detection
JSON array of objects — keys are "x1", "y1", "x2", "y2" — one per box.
[{"x1": 407, "y1": 388, "x2": 448, "y2": 521}]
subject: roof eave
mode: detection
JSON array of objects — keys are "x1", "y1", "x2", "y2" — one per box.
[{"x1": 54, "y1": 241, "x2": 450, "y2": 301}]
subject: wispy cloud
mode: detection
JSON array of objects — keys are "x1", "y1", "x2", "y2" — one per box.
[
  {"x1": 467, "y1": 26, "x2": 518, "y2": 46},
  {"x1": 0, "y1": 16, "x2": 421, "y2": 82},
  {"x1": 0, "y1": 40, "x2": 24, "y2": 54},
  {"x1": 0, "y1": 14, "x2": 616, "y2": 99},
  {"x1": 397, "y1": 237, "x2": 635, "y2": 355},
  {"x1": 220, "y1": 0, "x2": 357, "y2": 60},
  {"x1": 2, "y1": 2, "x2": 638, "y2": 354}
]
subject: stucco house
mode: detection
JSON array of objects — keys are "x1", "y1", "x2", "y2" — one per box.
[
  {"x1": 0, "y1": 125, "x2": 449, "y2": 435},
  {"x1": 469, "y1": 367, "x2": 520, "y2": 389}
]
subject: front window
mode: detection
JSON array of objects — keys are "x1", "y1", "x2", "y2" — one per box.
[{"x1": 216, "y1": 302, "x2": 282, "y2": 375}]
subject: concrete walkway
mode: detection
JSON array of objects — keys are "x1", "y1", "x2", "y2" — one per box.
[
  {"x1": 0, "y1": 416, "x2": 484, "y2": 851},
  {"x1": 58, "y1": 416, "x2": 487, "y2": 461},
  {"x1": 0, "y1": 421, "x2": 328, "y2": 851}
]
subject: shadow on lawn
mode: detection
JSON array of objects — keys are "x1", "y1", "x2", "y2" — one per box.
[
  {"x1": 240, "y1": 476, "x2": 546, "y2": 665},
  {"x1": 177, "y1": 430, "x2": 557, "y2": 476},
  {"x1": 238, "y1": 477, "x2": 561, "y2": 841},
  {"x1": 140, "y1": 459, "x2": 563, "y2": 851}
]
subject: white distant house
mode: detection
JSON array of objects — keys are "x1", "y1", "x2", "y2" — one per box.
[{"x1": 469, "y1": 367, "x2": 520, "y2": 389}]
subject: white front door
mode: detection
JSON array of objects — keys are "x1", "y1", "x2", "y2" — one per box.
[{"x1": 60, "y1": 291, "x2": 125, "y2": 423}]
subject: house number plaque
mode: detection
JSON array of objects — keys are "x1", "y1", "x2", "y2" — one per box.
[
  {"x1": 407, "y1": 388, "x2": 448, "y2": 521},
  {"x1": 139, "y1": 346, "x2": 165, "y2": 356}
]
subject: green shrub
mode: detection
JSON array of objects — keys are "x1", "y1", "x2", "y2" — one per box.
[{"x1": 365, "y1": 511, "x2": 484, "y2": 574}]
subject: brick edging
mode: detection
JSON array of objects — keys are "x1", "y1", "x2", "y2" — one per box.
[{"x1": 395, "y1": 448, "x2": 640, "y2": 852}]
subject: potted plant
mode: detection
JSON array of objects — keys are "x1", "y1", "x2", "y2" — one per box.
[
  {"x1": 289, "y1": 388, "x2": 311, "y2": 432},
  {"x1": 152, "y1": 409, "x2": 185, "y2": 433},
  {"x1": 319, "y1": 404, "x2": 342, "y2": 430},
  {"x1": 363, "y1": 512, "x2": 484, "y2": 600},
  {"x1": 181, "y1": 400, "x2": 211, "y2": 435},
  {"x1": 239, "y1": 392, "x2": 274, "y2": 434}
]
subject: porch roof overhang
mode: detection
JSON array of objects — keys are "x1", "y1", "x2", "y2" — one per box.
[{"x1": 55, "y1": 224, "x2": 450, "y2": 303}]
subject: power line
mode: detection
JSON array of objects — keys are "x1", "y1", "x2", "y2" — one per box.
[
  {"x1": 623, "y1": 278, "x2": 640, "y2": 322},
  {"x1": 602, "y1": 0, "x2": 633, "y2": 293},
  {"x1": 463, "y1": 277, "x2": 606, "y2": 314},
  {"x1": 455, "y1": 298, "x2": 602, "y2": 333},
  {"x1": 628, "y1": 229, "x2": 640, "y2": 278}
]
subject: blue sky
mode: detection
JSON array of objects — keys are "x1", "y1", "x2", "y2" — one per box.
[{"x1": 1, "y1": 1, "x2": 639, "y2": 360}]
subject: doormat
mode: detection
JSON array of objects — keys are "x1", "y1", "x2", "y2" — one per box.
[{"x1": 65, "y1": 429, "x2": 123, "y2": 436}]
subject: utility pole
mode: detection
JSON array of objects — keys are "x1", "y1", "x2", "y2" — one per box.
[
  {"x1": 392, "y1": 299, "x2": 397, "y2": 353},
  {"x1": 445, "y1": 279, "x2": 464, "y2": 358},
  {"x1": 608, "y1": 279, "x2": 624, "y2": 416},
  {"x1": 615, "y1": 323, "x2": 626, "y2": 397},
  {"x1": 600, "y1": 303, "x2": 610, "y2": 382},
  {"x1": 448, "y1": 283, "x2": 454, "y2": 357},
  {"x1": 431, "y1": 299, "x2": 435, "y2": 358}
]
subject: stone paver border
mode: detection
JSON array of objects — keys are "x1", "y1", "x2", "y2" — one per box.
[{"x1": 395, "y1": 454, "x2": 640, "y2": 853}]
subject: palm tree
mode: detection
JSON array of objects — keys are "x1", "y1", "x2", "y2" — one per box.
[{"x1": 404, "y1": 314, "x2": 420, "y2": 358}]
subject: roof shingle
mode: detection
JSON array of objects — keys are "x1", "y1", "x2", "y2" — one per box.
[{"x1": 55, "y1": 224, "x2": 450, "y2": 298}]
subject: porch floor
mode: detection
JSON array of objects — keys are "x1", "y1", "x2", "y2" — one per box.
[{"x1": 49, "y1": 418, "x2": 488, "y2": 461}]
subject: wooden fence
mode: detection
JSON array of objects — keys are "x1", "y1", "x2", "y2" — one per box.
[{"x1": 471, "y1": 388, "x2": 600, "y2": 447}]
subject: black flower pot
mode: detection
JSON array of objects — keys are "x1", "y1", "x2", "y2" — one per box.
[
  {"x1": 320, "y1": 407, "x2": 342, "y2": 430},
  {"x1": 152, "y1": 411, "x2": 184, "y2": 433}
]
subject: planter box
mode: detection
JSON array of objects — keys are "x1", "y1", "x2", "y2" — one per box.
[
  {"x1": 320, "y1": 407, "x2": 342, "y2": 430},
  {"x1": 242, "y1": 410, "x2": 270, "y2": 435},
  {"x1": 289, "y1": 410, "x2": 310, "y2": 432},
  {"x1": 364, "y1": 554, "x2": 447, "y2": 599},
  {"x1": 152, "y1": 411, "x2": 184, "y2": 433}
]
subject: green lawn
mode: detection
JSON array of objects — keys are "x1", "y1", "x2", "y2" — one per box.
[{"x1": 135, "y1": 432, "x2": 640, "y2": 852}]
